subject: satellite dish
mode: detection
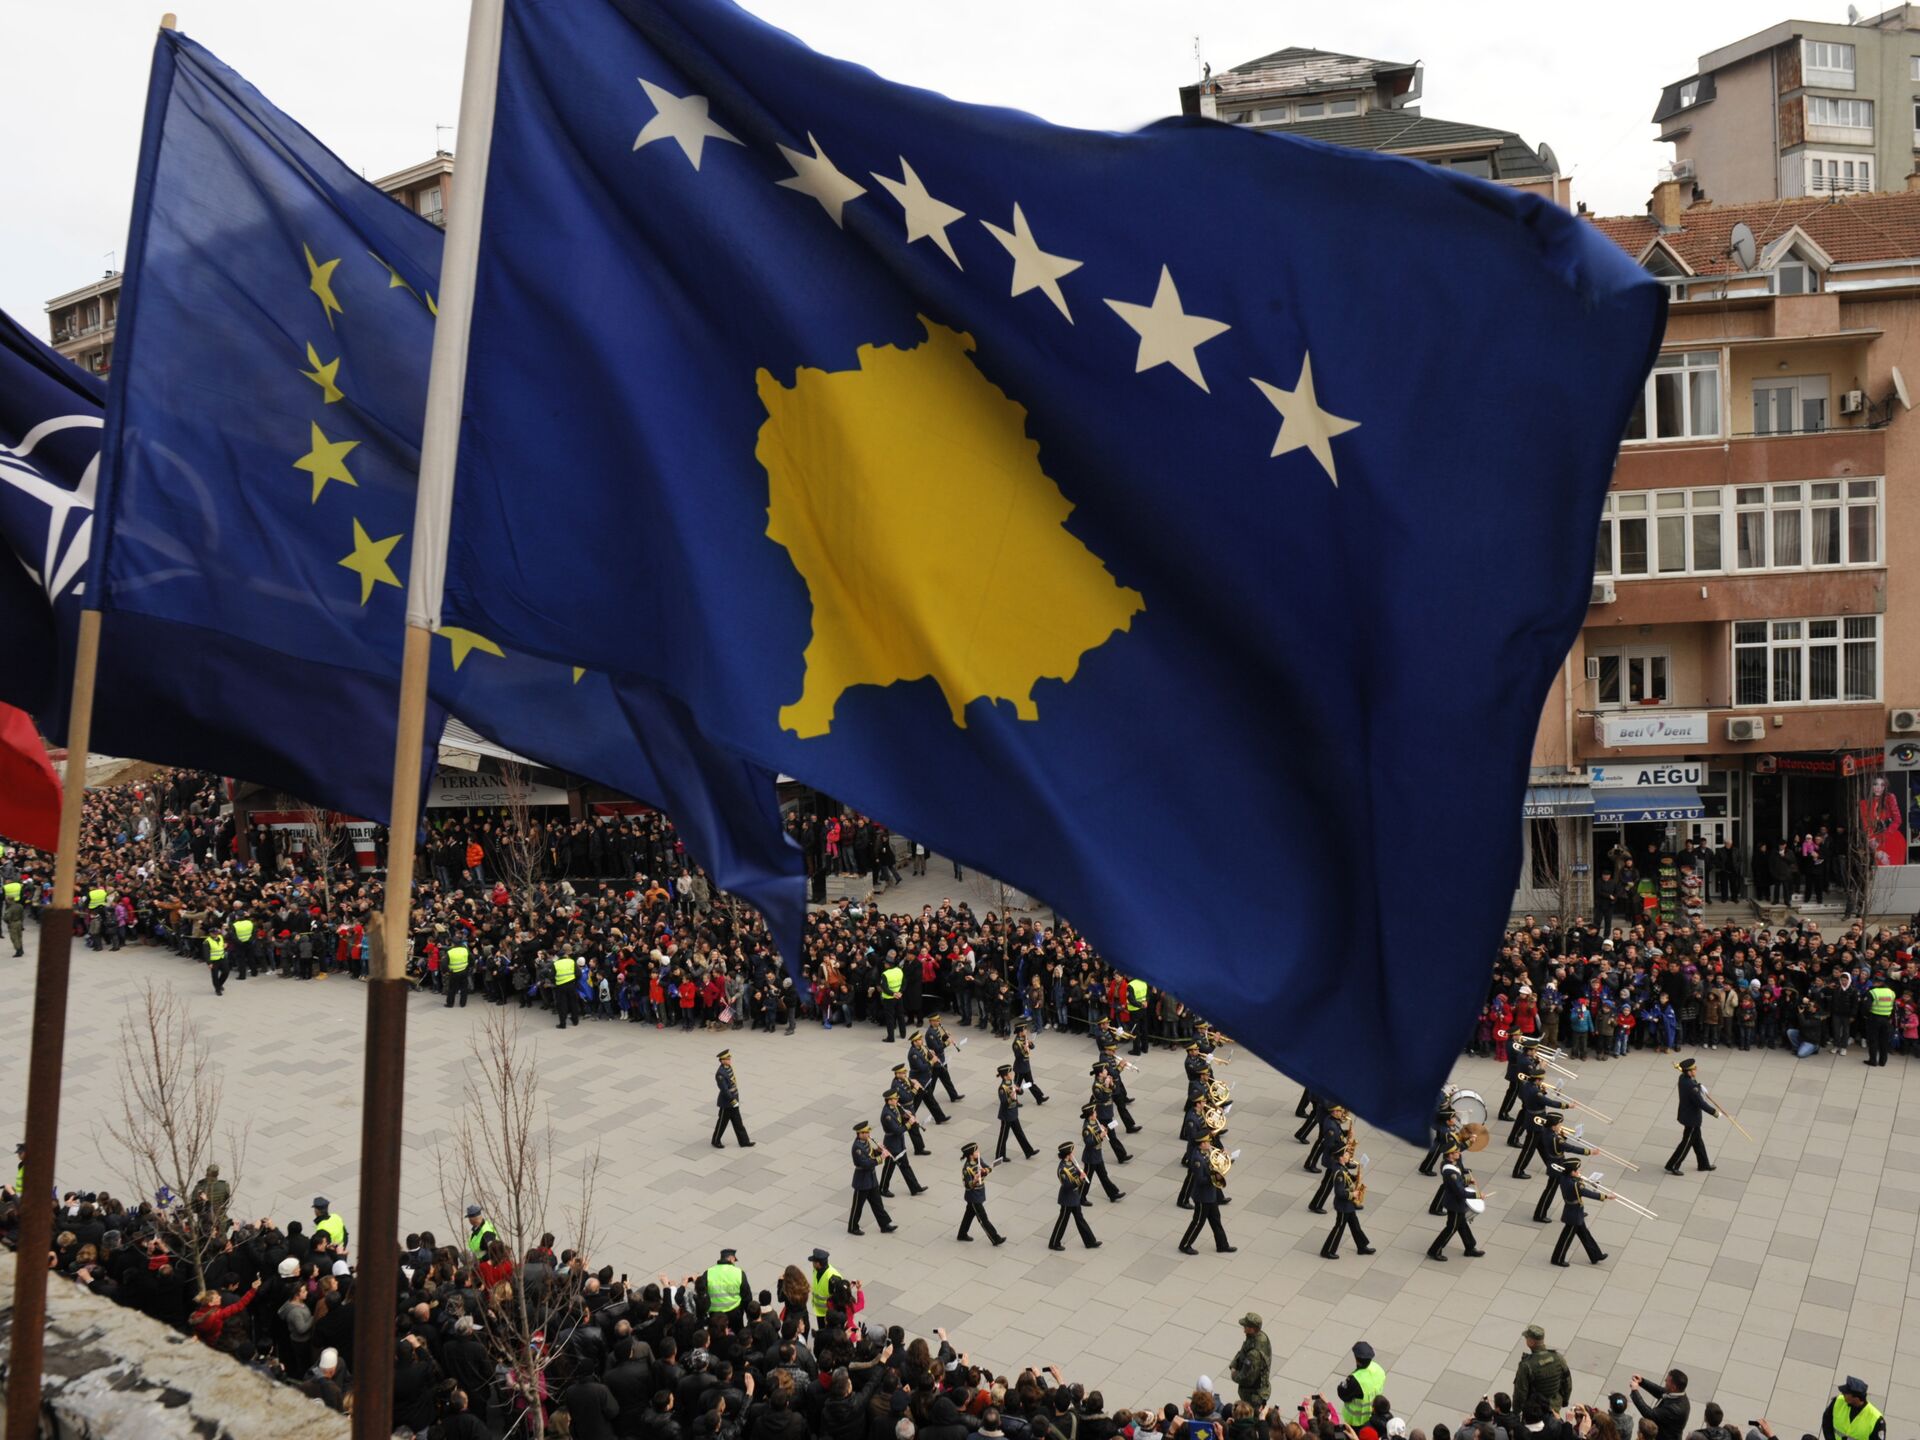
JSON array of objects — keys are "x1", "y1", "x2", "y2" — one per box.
[
  {"x1": 1894, "y1": 365, "x2": 1912, "y2": 411},
  {"x1": 1848, "y1": 4, "x2": 1862, "y2": 22},
  {"x1": 1537, "y1": 141, "x2": 1560, "y2": 175},
  {"x1": 1729, "y1": 221, "x2": 1757, "y2": 272}
]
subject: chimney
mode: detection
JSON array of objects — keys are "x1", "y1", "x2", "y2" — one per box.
[
  {"x1": 1906, "y1": 170, "x2": 1920, "y2": 193},
  {"x1": 1650, "y1": 177, "x2": 1685, "y2": 230}
]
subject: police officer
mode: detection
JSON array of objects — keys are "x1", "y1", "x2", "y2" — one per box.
[
  {"x1": 1664, "y1": 1057, "x2": 1718, "y2": 1175},
  {"x1": 551, "y1": 952, "x2": 582, "y2": 1028},
  {"x1": 924, "y1": 1015, "x2": 964, "y2": 1101},
  {"x1": 1549, "y1": 1155, "x2": 1608, "y2": 1267},
  {"x1": 205, "y1": 929, "x2": 230, "y2": 996},
  {"x1": 1865, "y1": 980, "x2": 1897, "y2": 1067},
  {"x1": 994, "y1": 1063, "x2": 1037, "y2": 1162},
  {"x1": 847, "y1": 1120, "x2": 896, "y2": 1236},
  {"x1": 464, "y1": 1204, "x2": 497, "y2": 1257},
  {"x1": 956, "y1": 1142, "x2": 1005, "y2": 1246},
  {"x1": 1079, "y1": 1103, "x2": 1125, "y2": 1202},
  {"x1": 1533, "y1": 1116, "x2": 1590, "y2": 1223},
  {"x1": 230, "y1": 910, "x2": 257, "y2": 977},
  {"x1": 879, "y1": 1092, "x2": 927, "y2": 1196},
  {"x1": 878, "y1": 952, "x2": 905, "y2": 1042},
  {"x1": 1427, "y1": 1144, "x2": 1486, "y2": 1261},
  {"x1": 886, "y1": 1066, "x2": 932, "y2": 1155},
  {"x1": 1339, "y1": 1343, "x2": 1386, "y2": 1429},
  {"x1": 1012, "y1": 1021, "x2": 1047, "y2": 1104},
  {"x1": 712, "y1": 1049, "x2": 753, "y2": 1148},
  {"x1": 1095, "y1": 1043, "x2": 1143, "y2": 1133},
  {"x1": 906, "y1": 1033, "x2": 949, "y2": 1124},
  {"x1": 1823, "y1": 1377, "x2": 1885, "y2": 1440},
  {"x1": 1048, "y1": 1141, "x2": 1102, "y2": 1250},
  {"x1": 1179, "y1": 1131, "x2": 1235, "y2": 1255},
  {"x1": 1512, "y1": 1324, "x2": 1571, "y2": 1413},
  {"x1": 698, "y1": 1246, "x2": 750, "y2": 1334},
  {"x1": 1125, "y1": 977, "x2": 1150, "y2": 1054},
  {"x1": 1089, "y1": 1066, "x2": 1133, "y2": 1163},
  {"x1": 1320, "y1": 1153, "x2": 1373, "y2": 1259},
  {"x1": 444, "y1": 939, "x2": 472, "y2": 1008},
  {"x1": 312, "y1": 1196, "x2": 348, "y2": 1251},
  {"x1": 3, "y1": 878, "x2": 25, "y2": 958}
]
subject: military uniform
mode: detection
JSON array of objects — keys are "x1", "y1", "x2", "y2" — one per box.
[
  {"x1": 1078, "y1": 1103, "x2": 1125, "y2": 1202},
  {"x1": 1012, "y1": 1023, "x2": 1047, "y2": 1104},
  {"x1": 1178, "y1": 1136, "x2": 1235, "y2": 1254},
  {"x1": 1176, "y1": 1097, "x2": 1210, "y2": 1209},
  {"x1": 1420, "y1": 1096, "x2": 1457, "y2": 1176},
  {"x1": 1498, "y1": 1040, "x2": 1540, "y2": 1122},
  {"x1": 712, "y1": 1050, "x2": 754, "y2": 1148},
  {"x1": 1427, "y1": 1150, "x2": 1486, "y2": 1260},
  {"x1": 1513, "y1": 1327, "x2": 1572, "y2": 1412},
  {"x1": 1048, "y1": 1143, "x2": 1101, "y2": 1250},
  {"x1": 1549, "y1": 1159, "x2": 1608, "y2": 1266},
  {"x1": 1294, "y1": 1089, "x2": 1322, "y2": 1143},
  {"x1": 1533, "y1": 1121, "x2": 1590, "y2": 1223},
  {"x1": 907, "y1": 1034, "x2": 950, "y2": 1123},
  {"x1": 847, "y1": 1121, "x2": 896, "y2": 1236},
  {"x1": 1089, "y1": 1067, "x2": 1133, "y2": 1163},
  {"x1": 1095, "y1": 1045, "x2": 1142, "y2": 1132},
  {"x1": 1320, "y1": 1160, "x2": 1373, "y2": 1259},
  {"x1": 1183, "y1": 1044, "x2": 1213, "y2": 1109},
  {"x1": 887, "y1": 1066, "x2": 932, "y2": 1155},
  {"x1": 994, "y1": 1065, "x2": 1037, "y2": 1161},
  {"x1": 1229, "y1": 1315, "x2": 1272, "y2": 1408},
  {"x1": 1510, "y1": 1074, "x2": 1551, "y2": 1173},
  {"x1": 925, "y1": 1017, "x2": 964, "y2": 1101},
  {"x1": 1307, "y1": 1104, "x2": 1348, "y2": 1178},
  {"x1": 1664, "y1": 1060, "x2": 1718, "y2": 1174},
  {"x1": 956, "y1": 1143, "x2": 1004, "y2": 1245},
  {"x1": 879, "y1": 1094, "x2": 927, "y2": 1196}
]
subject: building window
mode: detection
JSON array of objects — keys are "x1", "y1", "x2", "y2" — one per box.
[
  {"x1": 1751, "y1": 375, "x2": 1828, "y2": 434},
  {"x1": 1623, "y1": 350, "x2": 1720, "y2": 442},
  {"x1": 1595, "y1": 479, "x2": 1877, "y2": 579},
  {"x1": 1593, "y1": 646, "x2": 1670, "y2": 707},
  {"x1": 1253, "y1": 104, "x2": 1289, "y2": 124},
  {"x1": 1679, "y1": 79, "x2": 1700, "y2": 108},
  {"x1": 1772, "y1": 259, "x2": 1818, "y2": 293},
  {"x1": 1806, "y1": 95, "x2": 1871, "y2": 130},
  {"x1": 1328, "y1": 97, "x2": 1359, "y2": 116},
  {"x1": 1803, "y1": 40, "x2": 1857, "y2": 88},
  {"x1": 1808, "y1": 156, "x2": 1870, "y2": 193},
  {"x1": 1448, "y1": 155, "x2": 1493, "y2": 178},
  {"x1": 1734, "y1": 615, "x2": 1878, "y2": 706},
  {"x1": 1296, "y1": 101, "x2": 1325, "y2": 119},
  {"x1": 1912, "y1": 55, "x2": 1920, "y2": 81}
]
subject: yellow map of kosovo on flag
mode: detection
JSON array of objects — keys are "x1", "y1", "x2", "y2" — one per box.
[{"x1": 758, "y1": 317, "x2": 1144, "y2": 738}]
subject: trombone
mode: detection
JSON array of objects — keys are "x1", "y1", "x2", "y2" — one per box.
[
  {"x1": 1590, "y1": 1179, "x2": 1657, "y2": 1220},
  {"x1": 1581, "y1": 1140, "x2": 1640, "y2": 1173},
  {"x1": 1546, "y1": 1089, "x2": 1615, "y2": 1125},
  {"x1": 1703, "y1": 1086, "x2": 1756, "y2": 1143}
]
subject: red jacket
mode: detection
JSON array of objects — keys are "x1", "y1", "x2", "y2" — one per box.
[{"x1": 190, "y1": 1284, "x2": 257, "y2": 1345}]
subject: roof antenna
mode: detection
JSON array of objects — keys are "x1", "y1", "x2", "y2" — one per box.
[
  {"x1": 436, "y1": 122, "x2": 454, "y2": 154},
  {"x1": 1194, "y1": 36, "x2": 1208, "y2": 85}
]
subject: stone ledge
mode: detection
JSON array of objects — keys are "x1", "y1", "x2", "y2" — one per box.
[{"x1": 0, "y1": 1265, "x2": 349, "y2": 1439}]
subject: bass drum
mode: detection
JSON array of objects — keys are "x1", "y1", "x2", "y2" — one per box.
[{"x1": 1451, "y1": 1088, "x2": 1489, "y2": 1127}]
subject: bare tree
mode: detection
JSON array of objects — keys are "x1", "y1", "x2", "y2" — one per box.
[
  {"x1": 297, "y1": 801, "x2": 346, "y2": 913},
  {"x1": 433, "y1": 1008, "x2": 602, "y2": 1438},
  {"x1": 490, "y1": 762, "x2": 547, "y2": 912},
  {"x1": 97, "y1": 983, "x2": 250, "y2": 1294}
]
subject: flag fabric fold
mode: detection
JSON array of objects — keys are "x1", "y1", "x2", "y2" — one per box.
[
  {"x1": 435, "y1": 0, "x2": 1663, "y2": 1138},
  {"x1": 0, "y1": 701, "x2": 59, "y2": 852}
]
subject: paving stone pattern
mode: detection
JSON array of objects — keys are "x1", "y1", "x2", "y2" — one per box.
[{"x1": 6, "y1": 942, "x2": 1920, "y2": 1429}]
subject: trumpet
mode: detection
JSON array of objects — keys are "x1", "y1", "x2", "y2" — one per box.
[{"x1": 1590, "y1": 1179, "x2": 1657, "y2": 1220}]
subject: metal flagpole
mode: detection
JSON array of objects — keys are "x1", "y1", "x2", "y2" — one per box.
[
  {"x1": 5, "y1": 610, "x2": 101, "y2": 1440},
  {"x1": 350, "y1": 0, "x2": 504, "y2": 1433}
]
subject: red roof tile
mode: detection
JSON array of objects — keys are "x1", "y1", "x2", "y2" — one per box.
[{"x1": 1588, "y1": 191, "x2": 1920, "y2": 272}]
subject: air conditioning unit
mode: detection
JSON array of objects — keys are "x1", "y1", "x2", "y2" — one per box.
[
  {"x1": 1591, "y1": 580, "x2": 1616, "y2": 605},
  {"x1": 1891, "y1": 707, "x2": 1920, "y2": 734},
  {"x1": 1726, "y1": 716, "x2": 1766, "y2": 741},
  {"x1": 1839, "y1": 389, "x2": 1866, "y2": 415},
  {"x1": 1670, "y1": 159, "x2": 1696, "y2": 181}
]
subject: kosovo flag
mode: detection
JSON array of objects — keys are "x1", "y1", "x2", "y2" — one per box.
[
  {"x1": 88, "y1": 28, "x2": 802, "y2": 941},
  {"x1": 437, "y1": 0, "x2": 1662, "y2": 1136}
]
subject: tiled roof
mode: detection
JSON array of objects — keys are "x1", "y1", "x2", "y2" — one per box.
[
  {"x1": 1590, "y1": 191, "x2": 1920, "y2": 271},
  {"x1": 1284, "y1": 111, "x2": 1553, "y2": 178},
  {"x1": 1214, "y1": 46, "x2": 1414, "y2": 96}
]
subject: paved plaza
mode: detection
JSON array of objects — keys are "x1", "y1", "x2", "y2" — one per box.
[{"x1": 6, "y1": 938, "x2": 1920, "y2": 1431}]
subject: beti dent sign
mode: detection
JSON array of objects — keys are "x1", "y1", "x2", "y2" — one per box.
[{"x1": 1593, "y1": 711, "x2": 1708, "y2": 748}]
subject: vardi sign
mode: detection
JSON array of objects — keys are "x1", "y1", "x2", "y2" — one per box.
[{"x1": 1589, "y1": 762, "x2": 1704, "y2": 790}]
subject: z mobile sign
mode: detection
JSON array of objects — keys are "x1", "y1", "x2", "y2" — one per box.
[
  {"x1": 1593, "y1": 711, "x2": 1708, "y2": 747},
  {"x1": 1589, "y1": 763, "x2": 1704, "y2": 790}
]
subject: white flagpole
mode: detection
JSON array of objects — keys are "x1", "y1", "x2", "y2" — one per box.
[{"x1": 353, "y1": 0, "x2": 504, "y2": 1435}]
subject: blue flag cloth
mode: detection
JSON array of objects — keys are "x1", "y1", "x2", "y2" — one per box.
[
  {"x1": 86, "y1": 28, "x2": 802, "y2": 942},
  {"x1": 438, "y1": 0, "x2": 1663, "y2": 1137}
]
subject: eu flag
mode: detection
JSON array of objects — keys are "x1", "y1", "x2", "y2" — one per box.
[
  {"x1": 90, "y1": 28, "x2": 802, "y2": 941},
  {"x1": 438, "y1": 0, "x2": 1662, "y2": 1136}
]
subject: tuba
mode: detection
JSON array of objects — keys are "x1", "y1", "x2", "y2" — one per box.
[{"x1": 1207, "y1": 1147, "x2": 1233, "y2": 1183}]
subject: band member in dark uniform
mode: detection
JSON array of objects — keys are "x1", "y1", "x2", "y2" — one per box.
[
  {"x1": 886, "y1": 1065, "x2": 933, "y2": 1155},
  {"x1": 879, "y1": 1092, "x2": 928, "y2": 1197},
  {"x1": 924, "y1": 1015, "x2": 964, "y2": 1102},
  {"x1": 1420, "y1": 1092, "x2": 1458, "y2": 1176},
  {"x1": 1320, "y1": 1153, "x2": 1374, "y2": 1259},
  {"x1": 1177, "y1": 1093, "x2": 1211, "y2": 1209},
  {"x1": 1294, "y1": 1089, "x2": 1322, "y2": 1143},
  {"x1": 1079, "y1": 1103, "x2": 1125, "y2": 1202},
  {"x1": 1183, "y1": 1041, "x2": 1212, "y2": 1109},
  {"x1": 1664, "y1": 1057, "x2": 1719, "y2": 1175},
  {"x1": 1178, "y1": 1132, "x2": 1235, "y2": 1255},
  {"x1": 848, "y1": 1120, "x2": 896, "y2": 1237},
  {"x1": 1048, "y1": 1142, "x2": 1102, "y2": 1250},
  {"x1": 1499, "y1": 1035, "x2": 1541, "y2": 1122},
  {"x1": 1095, "y1": 1043, "x2": 1143, "y2": 1133},
  {"x1": 906, "y1": 1032, "x2": 950, "y2": 1124},
  {"x1": 1427, "y1": 1143, "x2": 1486, "y2": 1261},
  {"x1": 1307, "y1": 1103, "x2": 1347, "y2": 1176},
  {"x1": 1511, "y1": 1073, "x2": 1552, "y2": 1175},
  {"x1": 1310, "y1": 1128, "x2": 1355, "y2": 1214},
  {"x1": 994, "y1": 1063, "x2": 1037, "y2": 1161},
  {"x1": 1533, "y1": 1115, "x2": 1590, "y2": 1223},
  {"x1": 1012, "y1": 1021, "x2": 1047, "y2": 1104},
  {"x1": 1550, "y1": 1155, "x2": 1609, "y2": 1267},
  {"x1": 1089, "y1": 1066, "x2": 1134, "y2": 1163},
  {"x1": 956, "y1": 1142, "x2": 1004, "y2": 1245},
  {"x1": 712, "y1": 1050, "x2": 753, "y2": 1149}
]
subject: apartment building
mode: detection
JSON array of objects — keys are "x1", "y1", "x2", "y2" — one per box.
[
  {"x1": 1180, "y1": 48, "x2": 1569, "y2": 205},
  {"x1": 1517, "y1": 181, "x2": 1920, "y2": 917},
  {"x1": 1656, "y1": 4, "x2": 1920, "y2": 204},
  {"x1": 42, "y1": 154, "x2": 451, "y2": 363}
]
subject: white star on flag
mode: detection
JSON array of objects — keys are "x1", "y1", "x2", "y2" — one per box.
[
  {"x1": 1251, "y1": 354, "x2": 1362, "y2": 486},
  {"x1": 632, "y1": 78, "x2": 742, "y2": 170},
  {"x1": 1103, "y1": 266, "x2": 1232, "y2": 391},
  {"x1": 981, "y1": 203, "x2": 1083, "y2": 322},
  {"x1": 871, "y1": 158, "x2": 965, "y2": 269},
  {"x1": 775, "y1": 133, "x2": 867, "y2": 227}
]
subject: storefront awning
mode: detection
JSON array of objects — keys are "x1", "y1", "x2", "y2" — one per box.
[
  {"x1": 1593, "y1": 786, "x2": 1703, "y2": 823},
  {"x1": 1523, "y1": 784, "x2": 1593, "y2": 819}
]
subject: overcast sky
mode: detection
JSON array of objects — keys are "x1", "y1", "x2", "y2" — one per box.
[{"x1": 3, "y1": 0, "x2": 1781, "y2": 332}]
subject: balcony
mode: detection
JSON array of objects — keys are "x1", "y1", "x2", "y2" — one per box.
[{"x1": 1576, "y1": 700, "x2": 1881, "y2": 761}]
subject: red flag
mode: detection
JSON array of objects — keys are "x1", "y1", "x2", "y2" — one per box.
[{"x1": 0, "y1": 702, "x2": 59, "y2": 853}]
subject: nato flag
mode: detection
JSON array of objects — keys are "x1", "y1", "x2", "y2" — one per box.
[
  {"x1": 439, "y1": 0, "x2": 1663, "y2": 1137},
  {"x1": 87, "y1": 28, "x2": 801, "y2": 941}
]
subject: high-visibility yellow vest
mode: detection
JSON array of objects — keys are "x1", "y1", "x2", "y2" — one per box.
[
  {"x1": 87, "y1": 888, "x2": 107, "y2": 910},
  {"x1": 1829, "y1": 1398, "x2": 1881, "y2": 1440},
  {"x1": 704, "y1": 1262, "x2": 744, "y2": 1313},
  {"x1": 553, "y1": 955, "x2": 577, "y2": 985},
  {"x1": 3, "y1": 881, "x2": 21, "y2": 904},
  {"x1": 1128, "y1": 979, "x2": 1148, "y2": 1010},
  {"x1": 232, "y1": 919, "x2": 254, "y2": 942},
  {"x1": 882, "y1": 966, "x2": 903, "y2": 999},
  {"x1": 809, "y1": 1264, "x2": 841, "y2": 1317},
  {"x1": 465, "y1": 1218, "x2": 497, "y2": 1255},
  {"x1": 448, "y1": 945, "x2": 471, "y2": 974},
  {"x1": 205, "y1": 935, "x2": 227, "y2": 963},
  {"x1": 1870, "y1": 986, "x2": 1896, "y2": 1018},
  {"x1": 314, "y1": 1212, "x2": 346, "y2": 1246},
  {"x1": 1343, "y1": 1362, "x2": 1385, "y2": 1427}
]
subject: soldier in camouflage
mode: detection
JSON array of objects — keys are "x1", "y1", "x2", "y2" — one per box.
[
  {"x1": 1230, "y1": 1312, "x2": 1272, "y2": 1409},
  {"x1": 1513, "y1": 1324, "x2": 1571, "y2": 1413}
]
